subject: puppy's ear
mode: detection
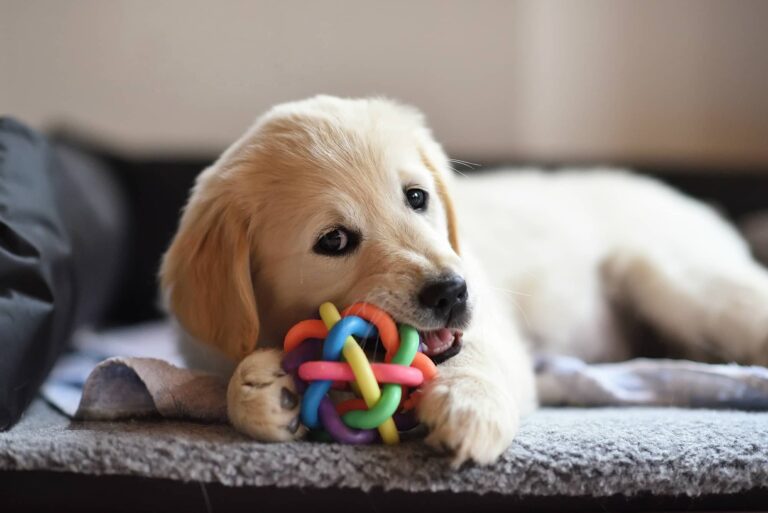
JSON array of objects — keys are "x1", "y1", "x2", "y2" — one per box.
[
  {"x1": 420, "y1": 145, "x2": 461, "y2": 255},
  {"x1": 160, "y1": 168, "x2": 259, "y2": 361}
]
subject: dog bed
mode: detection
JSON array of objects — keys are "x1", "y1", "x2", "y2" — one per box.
[
  {"x1": 2, "y1": 399, "x2": 767, "y2": 510},
  {"x1": 3, "y1": 323, "x2": 768, "y2": 511}
]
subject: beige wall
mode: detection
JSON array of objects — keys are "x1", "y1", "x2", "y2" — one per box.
[{"x1": 2, "y1": 0, "x2": 767, "y2": 168}]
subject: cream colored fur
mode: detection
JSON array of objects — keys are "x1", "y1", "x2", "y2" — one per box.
[{"x1": 161, "y1": 96, "x2": 768, "y2": 467}]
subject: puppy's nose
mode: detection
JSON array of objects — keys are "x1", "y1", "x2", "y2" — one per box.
[{"x1": 418, "y1": 275, "x2": 468, "y2": 319}]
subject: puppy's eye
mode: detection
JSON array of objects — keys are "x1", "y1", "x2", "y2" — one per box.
[
  {"x1": 405, "y1": 188, "x2": 429, "y2": 211},
  {"x1": 313, "y1": 227, "x2": 360, "y2": 256}
]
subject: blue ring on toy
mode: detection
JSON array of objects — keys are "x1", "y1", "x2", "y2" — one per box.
[
  {"x1": 321, "y1": 315, "x2": 377, "y2": 360},
  {"x1": 300, "y1": 316, "x2": 378, "y2": 429}
]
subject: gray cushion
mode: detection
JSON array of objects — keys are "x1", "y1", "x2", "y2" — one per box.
[{"x1": 2, "y1": 400, "x2": 766, "y2": 498}]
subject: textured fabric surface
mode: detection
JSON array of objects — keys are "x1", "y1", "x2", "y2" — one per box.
[
  {"x1": 75, "y1": 357, "x2": 228, "y2": 422},
  {"x1": 536, "y1": 354, "x2": 768, "y2": 409},
  {"x1": 2, "y1": 400, "x2": 767, "y2": 497}
]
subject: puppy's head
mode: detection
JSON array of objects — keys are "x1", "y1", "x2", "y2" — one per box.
[{"x1": 161, "y1": 96, "x2": 469, "y2": 363}]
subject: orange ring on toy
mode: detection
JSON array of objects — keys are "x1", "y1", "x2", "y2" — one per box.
[
  {"x1": 341, "y1": 303, "x2": 399, "y2": 353},
  {"x1": 283, "y1": 319, "x2": 328, "y2": 352},
  {"x1": 342, "y1": 303, "x2": 438, "y2": 381}
]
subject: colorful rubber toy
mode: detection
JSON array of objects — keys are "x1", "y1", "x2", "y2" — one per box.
[{"x1": 281, "y1": 302, "x2": 438, "y2": 444}]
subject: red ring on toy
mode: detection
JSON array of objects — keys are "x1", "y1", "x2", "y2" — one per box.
[
  {"x1": 335, "y1": 398, "x2": 367, "y2": 416},
  {"x1": 299, "y1": 361, "x2": 424, "y2": 387}
]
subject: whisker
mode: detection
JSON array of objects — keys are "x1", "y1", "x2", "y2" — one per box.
[
  {"x1": 299, "y1": 251, "x2": 306, "y2": 285},
  {"x1": 450, "y1": 166, "x2": 469, "y2": 179},
  {"x1": 508, "y1": 297, "x2": 532, "y2": 330},
  {"x1": 489, "y1": 286, "x2": 532, "y2": 297},
  {"x1": 449, "y1": 158, "x2": 481, "y2": 169}
]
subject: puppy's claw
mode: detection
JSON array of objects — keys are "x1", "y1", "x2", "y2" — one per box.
[
  {"x1": 287, "y1": 415, "x2": 301, "y2": 434},
  {"x1": 280, "y1": 387, "x2": 299, "y2": 410}
]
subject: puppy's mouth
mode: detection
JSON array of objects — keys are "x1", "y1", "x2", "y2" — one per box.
[{"x1": 418, "y1": 328, "x2": 463, "y2": 364}]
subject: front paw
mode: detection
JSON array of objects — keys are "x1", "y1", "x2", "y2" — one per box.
[
  {"x1": 417, "y1": 372, "x2": 519, "y2": 467},
  {"x1": 227, "y1": 349, "x2": 306, "y2": 442}
]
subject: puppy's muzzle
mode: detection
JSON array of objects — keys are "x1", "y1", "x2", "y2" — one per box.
[{"x1": 417, "y1": 274, "x2": 468, "y2": 324}]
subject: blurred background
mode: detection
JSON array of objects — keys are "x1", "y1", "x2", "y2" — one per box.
[
  {"x1": 3, "y1": 0, "x2": 768, "y2": 169},
  {"x1": 2, "y1": 0, "x2": 768, "y2": 325}
]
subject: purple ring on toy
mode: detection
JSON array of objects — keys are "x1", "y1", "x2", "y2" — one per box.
[
  {"x1": 283, "y1": 339, "x2": 323, "y2": 394},
  {"x1": 393, "y1": 411, "x2": 419, "y2": 431},
  {"x1": 282, "y1": 339, "x2": 323, "y2": 372},
  {"x1": 319, "y1": 397, "x2": 377, "y2": 444}
]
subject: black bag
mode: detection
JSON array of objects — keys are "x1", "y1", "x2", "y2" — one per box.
[{"x1": 0, "y1": 118, "x2": 128, "y2": 429}]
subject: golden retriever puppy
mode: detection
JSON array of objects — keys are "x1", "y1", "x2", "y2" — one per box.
[
  {"x1": 162, "y1": 95, "x2": 768, "y2": 466},
  {"x1": 160, "y1": 95, "x2": 536, "y2": 465}
]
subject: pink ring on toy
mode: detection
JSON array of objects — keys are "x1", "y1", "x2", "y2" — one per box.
[{"x1": 298, "y1": 361, "x2": 424, "y2": 387}]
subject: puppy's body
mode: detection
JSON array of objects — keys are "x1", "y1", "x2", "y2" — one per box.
[
  {"x1": 162, "y1": 96, "x2": 768, "y2": 466},
  {"x1": 459, "y1": 170, "x2": 768, "y2": 366}
]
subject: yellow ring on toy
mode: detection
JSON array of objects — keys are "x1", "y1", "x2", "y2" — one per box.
[{"x1": 319, "y1": 302, "x2": 400, "y2": 444}]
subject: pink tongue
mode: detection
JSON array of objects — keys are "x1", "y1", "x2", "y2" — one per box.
[{"x1": 423, "y1": 328, "x2": 455, "y2": 355}]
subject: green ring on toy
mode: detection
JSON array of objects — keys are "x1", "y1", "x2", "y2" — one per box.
[{"x1": 342, "y1": 325, "x2": 420, "y2": 429}]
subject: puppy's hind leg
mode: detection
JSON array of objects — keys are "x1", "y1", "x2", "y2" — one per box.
[
  {"x1": 227, "y1": 349, "x2": 306, "y2": 441},
  {"x1": 602, "y1": 244, "x2": 768, "y2": 366}
]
